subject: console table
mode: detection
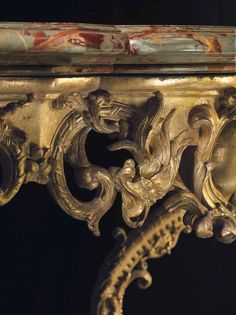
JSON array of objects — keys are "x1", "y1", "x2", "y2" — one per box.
[{"x1": 0, "y1": 22, "x2": 235, "y2": 314}]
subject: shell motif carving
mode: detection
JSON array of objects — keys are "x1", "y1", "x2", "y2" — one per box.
[
  {"x1": 91, "y1": 87, "x2": 236, "y2": 315},
  {"x1": 0, "y1": 87, "x2": 236, "y2": 241},
  {"x1": 0, "y1": 85, "x2": 236, "y2": 315}
]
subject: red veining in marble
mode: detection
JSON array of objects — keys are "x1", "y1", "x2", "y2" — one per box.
[
  {"x1": 0, "y1": 23, "x2": 234, "y2": 74},
  {"x1": 27, "y1": 29, "x2": 128, "y2": 53}
]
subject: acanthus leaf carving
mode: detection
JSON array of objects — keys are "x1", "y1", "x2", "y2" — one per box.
[
  {"x1": 91, "y1": 190, "x2": 203, "y2": 315},
  {"x1": 0, "y1": 86, "x2": 236, "y2": 245},
  {"x1": 47, "y1": 109, "x2": 117, "y2": 236},
  {"x1": 1, "y1": 83, "x2": 236, "y2": 315},
  {"x1": 90, "y1": 86, "x2": 236, "y2": 314},
  {"x1": 109, "y1": 91, "x2": 195, "y2": 228},
  {"x1": 0, "y1": 119, "x2": 29, "y2": 205},
  {"x1": 49, "y1": 89, "x2": 131, "y2": 235},
  {"x1": 187, "y1": 87, "x2": 236, "y2": 243}
]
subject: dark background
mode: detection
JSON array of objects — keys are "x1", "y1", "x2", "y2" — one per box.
[
  {"x1": 0, "y1": 0, "x2": 235, "y2": 26},
  {"x1": 0, "y1": 0, "x2": 236, "y2": 315}
]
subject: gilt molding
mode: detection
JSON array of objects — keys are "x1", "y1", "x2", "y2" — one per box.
[{"x1": 0, "y1": 75, "x2": 235, "y2": 314}]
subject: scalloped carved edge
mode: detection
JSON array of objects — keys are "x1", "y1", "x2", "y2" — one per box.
[
  {"x1": 90, "y1": 190, "x2": 203, "y2": 315},
  {"x1": 0, "y1": 82, "x2": 236, "y2": 315},
  {"x1": 0, "y1": 86, "x2": 236, "y2": 240}
]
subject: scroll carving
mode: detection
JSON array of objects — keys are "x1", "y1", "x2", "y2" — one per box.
[
  {"x1": 91, "y1": 86, "x2": 236, "y2": 314},
  {"x1": 91, "y1": 190, "x2": 204, "y2": 315},
  {"x1": 109, "y1": 92, "x2": 195, "y2": 228},
  {"x1": 0, "y1": 120, "x2": 28, "y2": 205},
  {"x1": 0, "y1": 82, "x2": 236, "y2": 315},
  {"x1": 187, "y1": 87, "x2": 236, "y2": 243},
  {"x1": 0, "y1": 87, "x2": 235, "y2": 241},
  {"x1": 47, "y1": 109, "x2": 117, "y2": 236},
  {"x1": 48, "y1": 89, "x2": 197, "y2": 235},
  {"x1": 92, "y1": 209, "x2": 187, "y2": 315},
  {"x1": 48, "y1": 89, "x2": 137, "y2": 235}
]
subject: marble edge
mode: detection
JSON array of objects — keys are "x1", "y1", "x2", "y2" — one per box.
[
  {"x1": 0, "y1": 22, "x2": 235, "y2": 74},
  {"x1": 0, "y1": 22, "x2": 235, "y2": 30}
]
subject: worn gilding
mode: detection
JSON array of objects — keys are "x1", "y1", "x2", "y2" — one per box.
[{"x1": 0, "y1": 22, "x2": 236, "y2": 315}]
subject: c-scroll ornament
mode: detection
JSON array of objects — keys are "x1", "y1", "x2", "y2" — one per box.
[
  {"x1": 0, "y1": 120, "x2": 28, "y2": 205},
  {"x1": 0, "y1": 87, "x2": 236, "y2": 243},
  {"x1": 49, "y1": 91, "x2": 114, "y2": 236},
  {"x1": 91, "y1": 87, "x2": 236, "y2": 315},
  {"x1": 48, "y1": 89, "x2": 197, "y2": 235},
  {"x1": 108, "y1": 91, "x2": 196, "y2": 228},
  {"x1": 91, "y1": 190, "x2": 204, "y2": 315},
  {"x1": 188, "y1": 87, "x2": 236, "y2": 243},
  {"x1": 48, "y1": 89, "x2": 135, "y2": 235}
]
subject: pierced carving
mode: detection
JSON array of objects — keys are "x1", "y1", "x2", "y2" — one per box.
[
  {"x1": 0, "y1": 81, "x2": 236, "y2": 315},
  {"x1": 0, "y1": 87, "x2": 235, "y2": 243},
  {"x1": 48, "y1": 89, "x2": 138, "y2": 235},
  {"x1": 91, "y1": 86, "x2": 236, "y2": 314},
  {"x1": 91, "y1": 190, "x2": 205, "y2": 315},
  {"x1": 187, "y1": 87, "x2": 236, "y2": 243},
  {"x1": 0, "y1": 120, "x2": 28, "y2": 205},
  {"x1": 47, "y1": 110, "x2": 117, "y2": 236},
  {"x1": 109, "y1": 91, "x2": 194, "y2": 228},
  {"x1": 48, "y1": 89, "x2": 197, "y2": 235}
]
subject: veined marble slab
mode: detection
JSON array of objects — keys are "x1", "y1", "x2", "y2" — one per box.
[{"x1": 0, "y1": 22, "x2": 235, "y2": 74}]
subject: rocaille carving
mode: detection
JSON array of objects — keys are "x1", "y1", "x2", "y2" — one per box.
[
  {"x1": 92, "y1": 208, "x2": 188, "y2": 315},
  {"x1": 91, "y1": 190, "x2": 205, "y2": 315},
  {"x1": 108, "y1": 91, "x2": 195, "y2": 228},
  {"x1": 0, "y1": 84, "x2": 236, "y2": 315},
  {"x1": 47, "y1": 109, "x2": 117, "y2": 236},
  {"x1": 0, "y1": 120, "x2": 28, "y2": 205},
  {"x1": 0, "y1": 87, "x2": 236, "y2": 238},
  {"x1": 90, "y1": 86, "x2": 236, "y2": 315},
  {"x1": 187, "y1": 87, "x2": 236, "y2": 243}
]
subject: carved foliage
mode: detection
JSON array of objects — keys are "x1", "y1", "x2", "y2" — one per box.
[
  {"x1": 47, "y1": 109, "x2": 116, "y2": 236},
  {"x1": 48, "y1": 89, "x2": 130, "y2": 236},
  {"x1": 91, "y1": 87, "x2": 236, "y2": 315},
  {"x1": 0, "y1": 120, "x2": 28, "y2": 205},
  {"x1": 1, "y1": 85, "x2": 236, "y2": 315},
  {"x1": 91, "y1": 191, "x2": 204, "y2": 315},
  {"x1": 109, "y1": 92, "x2": 194, "y2": 228},
  {"x1": 188, "y1": 87, "x2": 236, "y2": 243},
  {"x1": 48, "y1": 89, "x2": 198, "y2": 236},
  {"x1": 1, "y1": 86, "x2": 236, "y2": 315},
  {"x1": 0, "y1": 87, "x2": 236, "y2": 245}
]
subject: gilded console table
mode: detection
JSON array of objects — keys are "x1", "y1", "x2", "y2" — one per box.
[{"x1": 0, "y1": 23, "x2": 235, "y2": 314}]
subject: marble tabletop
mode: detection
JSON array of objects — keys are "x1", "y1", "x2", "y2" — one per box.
[{"x1": 0, "y1": 22, "x2": 235, "y2": 75}]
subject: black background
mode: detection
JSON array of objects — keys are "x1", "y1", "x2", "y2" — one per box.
[
  {"x1": 0, "y1": 0, "x2": 236, "y2": 315},
  {"x1": 0, "y1": 0, "x2": 235, "y2": 26}
]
